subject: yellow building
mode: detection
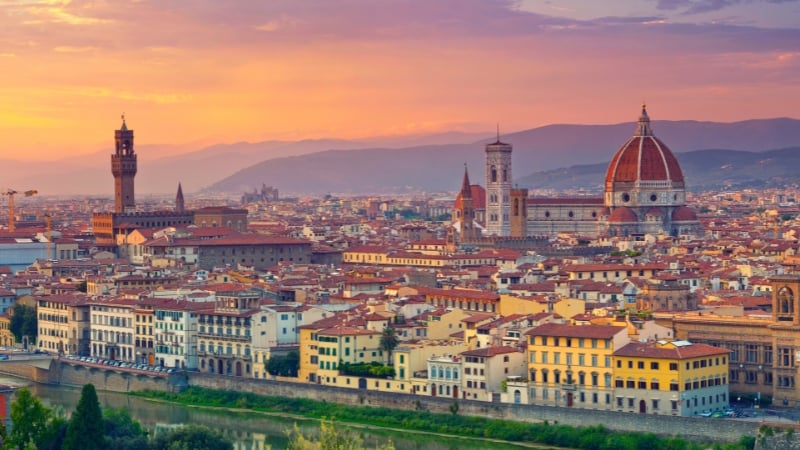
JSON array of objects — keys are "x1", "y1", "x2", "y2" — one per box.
[
  {"x1": 613, "y1": 340, "x2": 730, "y2": 416},
  {"x1": 657, "y1": 274, "x2": 800, "y2": 407},
  {"x1": 525, "y1": 323, "x2": 628, "y2": 409},
  {"x1": 36, "y1": 293, "x2": 91, "y2": 355},
  {"x1": 394, "y1": 340, "x2": 468, "y2": 395},
  {"x1": 315, "y1": 327, "x2": 383, "y2": 386},
  {"x1": 297, "y1": 325, "x2": 321, "y2": 383},
  {"x1": 553, "y1": 298, "x2": 586, "y2": 321},
  {"x1": 0, "y1": 314, "x2": 15, "y2": 348},
  {"x1": 424, "y1": 308, "x2": 470, "y2": 341},
  {"x1": 498, "y1": 294, "x2": 548, "y2": 317}
]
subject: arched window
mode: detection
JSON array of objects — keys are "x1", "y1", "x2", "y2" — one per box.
[
  {"x1": 502, "y1": 168, "x2": 508, "y2": 182},
  {"x1": 491, "y1": 165, "x2": 497, "y2": 183},
  {"x1": 779, "y1": 286, "x2": 794, "y2": 314}
]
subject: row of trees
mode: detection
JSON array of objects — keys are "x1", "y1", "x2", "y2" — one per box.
[{"x1": 2, "y1": 384, "x2": 232, "y2": 450}]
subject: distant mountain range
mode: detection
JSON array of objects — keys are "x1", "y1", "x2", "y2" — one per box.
[
  {"x1": 3, "y1": 118, "x2": 800, "y2": 196},
  {"x1": 518, "y1": 147, "x2": 800, "y2": 192},
  {"x1": 205, "y1": 118, "x2": 800, "y2": 196}
]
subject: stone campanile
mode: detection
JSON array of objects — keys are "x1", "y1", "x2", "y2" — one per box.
[
  {"x1": 112, "y1": 115, "x2": 137, "y2": 213},
  {"x1": 485, "y1": 134, "x2": 512, "y2": 236}
]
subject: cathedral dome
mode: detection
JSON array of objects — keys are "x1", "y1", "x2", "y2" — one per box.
[
  {"x1": 671, "y1": 206, "x2": 698, "y2": 222},
  {"x1": 608, "y1": 206, "x2": 638, "y2": 223},
  {"x1": 604, "y1": 105, "x2": 684, "y2": 192}
]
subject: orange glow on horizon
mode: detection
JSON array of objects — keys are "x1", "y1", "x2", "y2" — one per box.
[{"x1": 0, "y1": 1, "x2": 797, "y2": 161}]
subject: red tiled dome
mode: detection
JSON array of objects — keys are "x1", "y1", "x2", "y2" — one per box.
[
  {"x1": 671, "y1": 206, "x2": 698, "y2": 222},
  {"x1": 605, "y1": 106, "x2": 684, "y2": 190},
  {"x1": 645, "y1": 207, "x2": 663, "y2": 217},
  {"x1": 608, "y1": 206, "x2": 638, "y2": 223}
]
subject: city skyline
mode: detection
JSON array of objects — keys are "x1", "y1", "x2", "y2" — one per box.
[{"x1": 1, "y1": 0, "x2": 798, "y2": 161}]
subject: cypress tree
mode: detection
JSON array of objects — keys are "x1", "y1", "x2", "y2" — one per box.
[{"x1": 63, "y1": 383, "x2": 105, "y2": 450}]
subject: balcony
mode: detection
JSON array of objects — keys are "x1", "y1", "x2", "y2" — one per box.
[
  {"x1": 196, "y1": 331, "x2": 250, "y2": 342},
  {"x1": 196, "y1": 350, "x2": 251, "y2": 361}
]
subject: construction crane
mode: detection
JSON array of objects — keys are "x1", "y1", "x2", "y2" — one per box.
[
  {"x1": 45, "y1": 211, "x2": 52, "y2": 260},
  {"x1": 2, "y1": 189, "x2": 38, "y2": 232}
]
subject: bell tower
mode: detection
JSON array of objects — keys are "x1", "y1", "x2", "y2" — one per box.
[
  {"x1": 485, "y1": 129, "x2": 512, "y2": 237},
  {"x1": 112, "y1": 115, "x2": 137, "y2": 213},
  {"x1": 772, "y1": 275, "x2": 800, "y2": 325}
]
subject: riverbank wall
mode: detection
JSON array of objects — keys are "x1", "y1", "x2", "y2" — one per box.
[
  {"x1": 2, "y1": 359, "x2": 760, "y2": 443},
  {"x1": 0, "y1": 360, "x2": 185, "y2": 393},
  {"x1": 187, "y1": 371, "x2": 758, "y2": 443}
]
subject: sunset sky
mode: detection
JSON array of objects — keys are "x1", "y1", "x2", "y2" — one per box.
[{"x1": 1, "y1": 0, "x2": 798, "y2": 160}]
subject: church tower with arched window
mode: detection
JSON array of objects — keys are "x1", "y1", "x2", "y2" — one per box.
[
  {"x1": 485, "y1": 137, "x2": 512, "y2": 236},
  {"x1": 772, "y1": 275, "x2": 800, "y2": 325}
]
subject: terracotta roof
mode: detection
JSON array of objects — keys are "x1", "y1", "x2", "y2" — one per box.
[
  {"x1": 608, "y1": 207, "x2": 638, "y2": 223},
  {"x1": 460, "y1": 346, "x2": 519, "y2": 357},
  {"x1": 672, "y1": 206, "x2": 699, "y2": 222},
  {"x1": 613, "y1": 341, "x2": 730, "y2": 359},
  {"x1": 525, "y1": 323, "x2": 627, "y2": 339}
]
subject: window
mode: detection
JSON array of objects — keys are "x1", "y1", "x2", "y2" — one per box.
[
  {"x1": 669, "y1": 362, "x2": 678, "y2": 371},
  {"x1": 650, "y1": 362, "x2": 659, "y2": 370}
]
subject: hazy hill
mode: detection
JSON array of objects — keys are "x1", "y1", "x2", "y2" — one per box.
[
  {"x1": 3, "y1": 118, "x2": 799, "y2": 196},
  {"x1": 206, "y1": 118, "x2": 800, "y2": 195},
  {"x1": 518, "y1": 147, "x2": 800, "y2": 192}
]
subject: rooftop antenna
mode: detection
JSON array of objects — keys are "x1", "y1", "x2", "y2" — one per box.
[{"x1": 496, "y1": 123, "x2": 500, "y2": 143}]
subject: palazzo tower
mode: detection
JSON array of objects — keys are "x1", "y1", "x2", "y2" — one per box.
[{"x1": 112, "y1": 115, "x2": 137, "y2": 213}]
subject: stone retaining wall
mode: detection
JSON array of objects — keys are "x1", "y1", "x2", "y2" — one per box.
[{"x1": 187, "y1": 372, "x2": 759, "y2": 443}]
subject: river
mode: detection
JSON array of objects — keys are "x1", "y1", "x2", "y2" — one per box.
[{"x1": 0, "y1": 376, "x2": 533, "y2": 450}]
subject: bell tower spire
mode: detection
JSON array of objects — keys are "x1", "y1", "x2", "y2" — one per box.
[{"x1": 175, "y1": 182, "x2": 185, "y2": 213}]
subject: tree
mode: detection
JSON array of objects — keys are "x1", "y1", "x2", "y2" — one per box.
[
  {"x1": 7, "y1": 387, "x2": 63, "y2": 450},
  {"x1": 287, "y1": 420, "x2": 395, "y2": 450},
  {"x1": 63, "y1": 384, "x2": 105, "y2": 450},
  {"x1": 103, "y1": 408, "x2": 149, "y2": 450},
  {"x1": 266, "y1": 351, "x2": 299, "y2": 377},
  {"x1": 149, "y1": 425, "x2": 232, "y2": 450},
  {"x1": 9, "y1": 304, "x2": 37, "y2": 344},
  {"x1": 379, "y1": 327, "x2": 399, "y2": 365}
]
